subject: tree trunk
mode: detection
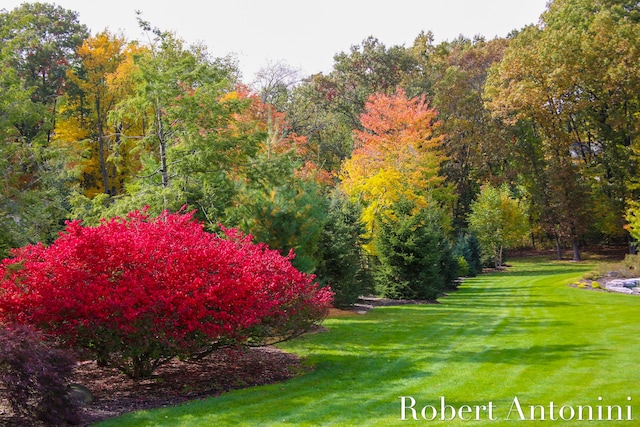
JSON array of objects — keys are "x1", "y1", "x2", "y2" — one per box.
[
  {"x1": 530, "y1": 230, "x2": 536, "y2": 250},
  {"x1": 554, "y1": 234, "x2": 562, "y2": 260},
  {"x1": 159, "y1": 136, "x2": 169, "y2": 189},
  {"x1": 96, "y1": 98, "x2": 112, "y2": 195},
  {"x1": 154, "y1": 103, "x2": 170, "y2": 190},
  {"x1": 109, "y1": 123, "x2": 123, "y2": 196},
  {"x1": 572, "y1": 236, "x2": 581, "y2": 262},
  {"x1": 495, "y1": 244, "x2": 503, "y2": 269}
]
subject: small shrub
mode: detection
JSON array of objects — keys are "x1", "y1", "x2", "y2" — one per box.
[
  {"x1": 453, "y1": 233, "x2": 482, "y2": 277},
  {"x1": 457, "y1": 256, "x2": 470, "y2": 278},
  {"x1": 577, "y1": 282, "x2": 587, "y2": 289},
  {"x1": 438, "y1": 235, "x2": 459, "y2": 286},
  {"x1": 582, "y1": 271, "x2": 600, "y2": 281},
  {"x1": 0, "y1": 324, "x2": 79, "y2": 425},
  {"x1": 591, "y1": 281, "x2": 602, "y2": 289}
]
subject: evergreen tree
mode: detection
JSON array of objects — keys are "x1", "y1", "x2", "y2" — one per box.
[
  {"x1": 453, "y1": 233, "x2": 483, "y2": 277},
  {"x1": 373, "y1": 199, "x2": 455, "y2": 300},
  {"x1": 315, "y1": 193, "x2": 372, "y2": 307}
]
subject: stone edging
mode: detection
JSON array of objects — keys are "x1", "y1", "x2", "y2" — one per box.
[{"x1": 603, "y1": 278, "x2": 640, "y2": 295}]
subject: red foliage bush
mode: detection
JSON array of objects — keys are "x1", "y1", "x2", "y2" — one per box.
[{"x1": 0, "y1": 209, "x2": 332, "y2": 378}]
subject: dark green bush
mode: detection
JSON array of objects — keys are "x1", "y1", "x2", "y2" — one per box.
[
  {"x1": 453, "y1": 232, "x2": 483, "y2": 277},
  {"x1": 316, "y1": 194, "x2": 373, "y2": 307},
  {"x1": 0, "y1": 325, "x2": 80, "y2": 425},
  {"x1": 373, "y1": 200, "x2": 455, "y2": 300},
  {"x1": 437, "y1": 231, "x2": 459, "y2": 286}
]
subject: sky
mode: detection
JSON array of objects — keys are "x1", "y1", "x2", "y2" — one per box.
[{"x1": 2, "y1": 0, "x2": 549, "y2": 82}]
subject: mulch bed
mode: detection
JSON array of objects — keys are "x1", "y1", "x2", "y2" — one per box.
[{"x1": 1, "y1": 346, "x2": 305, "y2": 426}]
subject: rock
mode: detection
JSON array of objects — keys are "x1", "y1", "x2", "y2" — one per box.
[
  {"x1": 607, "y1": 278, "x2": 640, "y2": 289},
  {"x1": 606, "y1": 285, "x2": 634, "y2": 294},
  {"x1": 68, "y1": 383, "x2": 94, "y2": 405}
]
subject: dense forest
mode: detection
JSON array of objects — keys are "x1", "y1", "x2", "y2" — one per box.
[{"x1": 1, "y1": 0, "x2": 639, "y2": 305}]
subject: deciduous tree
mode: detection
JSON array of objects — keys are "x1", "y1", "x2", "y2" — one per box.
[
  {"x1": 0, "y1": 4, "x2": 89, "y2": 255},
  {"x1": 0, "y1": 2, "x2": 88, "y2": 144},
  {"x1": 468, "y1": 184, "x2": 529, "y2": 267},
  {"x1": 428, "y1": 36, "x2": 512, "y2": 228},
  {"x1": 340, "y1": 88, "x2": 450, "y2": 246},
  {"x1": 58, "y1": 31, "x2": 142, "y2": 197},
  {"x1": 485, "y1": 0, "x2": 640, "y2": 257}
]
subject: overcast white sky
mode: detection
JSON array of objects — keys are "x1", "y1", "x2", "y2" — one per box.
[{"x1": 3, "y1": 1, "x2": 549, "y2": 81}]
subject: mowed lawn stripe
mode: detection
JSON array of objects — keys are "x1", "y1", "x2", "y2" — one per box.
[{"x1": 96, "y1": 259, "x2": 640, "y2": 426}]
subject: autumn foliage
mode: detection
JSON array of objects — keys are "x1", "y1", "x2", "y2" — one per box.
[
  {"x1": 0, "y1": 209, "x2": 332, "y2": 378},
  {"x1": 340, "y1": 88, "x2": 447, "y2": 249},
  {"x1": 343, "y1": 88, "x2": 444, "y2": 195}
]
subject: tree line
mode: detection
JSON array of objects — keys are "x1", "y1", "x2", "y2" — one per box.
[{"x1": 1, "y1": 0, "x2": 639, "y2": 304}]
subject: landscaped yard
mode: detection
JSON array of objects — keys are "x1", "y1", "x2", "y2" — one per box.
[{"x1": 95, "y1": 258, "x2": 640, "y2": 426}]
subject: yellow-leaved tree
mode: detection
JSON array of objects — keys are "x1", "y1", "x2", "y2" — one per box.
[
  {"x1": 339, "y1": 88, "x2": 451, "y2": 250},
  {"x1": 56, "y1": 31, "x2": 145, "y2": 197}
]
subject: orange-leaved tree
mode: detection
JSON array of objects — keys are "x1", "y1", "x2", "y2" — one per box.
[{"x1": 339, "y1": 88, "x2": 450, "y2": 249}]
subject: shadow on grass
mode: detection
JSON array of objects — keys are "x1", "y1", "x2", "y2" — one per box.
[
  {"x1": 475, "y1": 259, "x2": 594, "y2": 278},
  {"x1": 320, "y1": 307, "x2": 576, "y2": 356},
  {"x1": 446, "y1": 296, "x2": 579, "y2": 308},
  {"x1": 439, "y1": 287, "x2": 579, "y2": 309},
  {"x1": 423, "y1": 344, "x2": 606, "y2": 365}
]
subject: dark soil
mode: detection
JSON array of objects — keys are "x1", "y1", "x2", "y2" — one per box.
[{"x1": 0, "y1": 346, "x2": 305, "y2": 426}]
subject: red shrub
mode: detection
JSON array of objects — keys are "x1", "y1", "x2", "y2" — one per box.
[{"x1": 0, "y1": 209, "x2": 332, "y2": 378}]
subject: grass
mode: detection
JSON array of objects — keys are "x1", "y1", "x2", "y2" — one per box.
[{"x1": 95, "y1": 258, "x2": 640, "y2": 426}]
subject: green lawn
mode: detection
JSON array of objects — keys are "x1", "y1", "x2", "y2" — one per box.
[{"x1": 96, "y1": 258, "x2": 640, "y2": 426}]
